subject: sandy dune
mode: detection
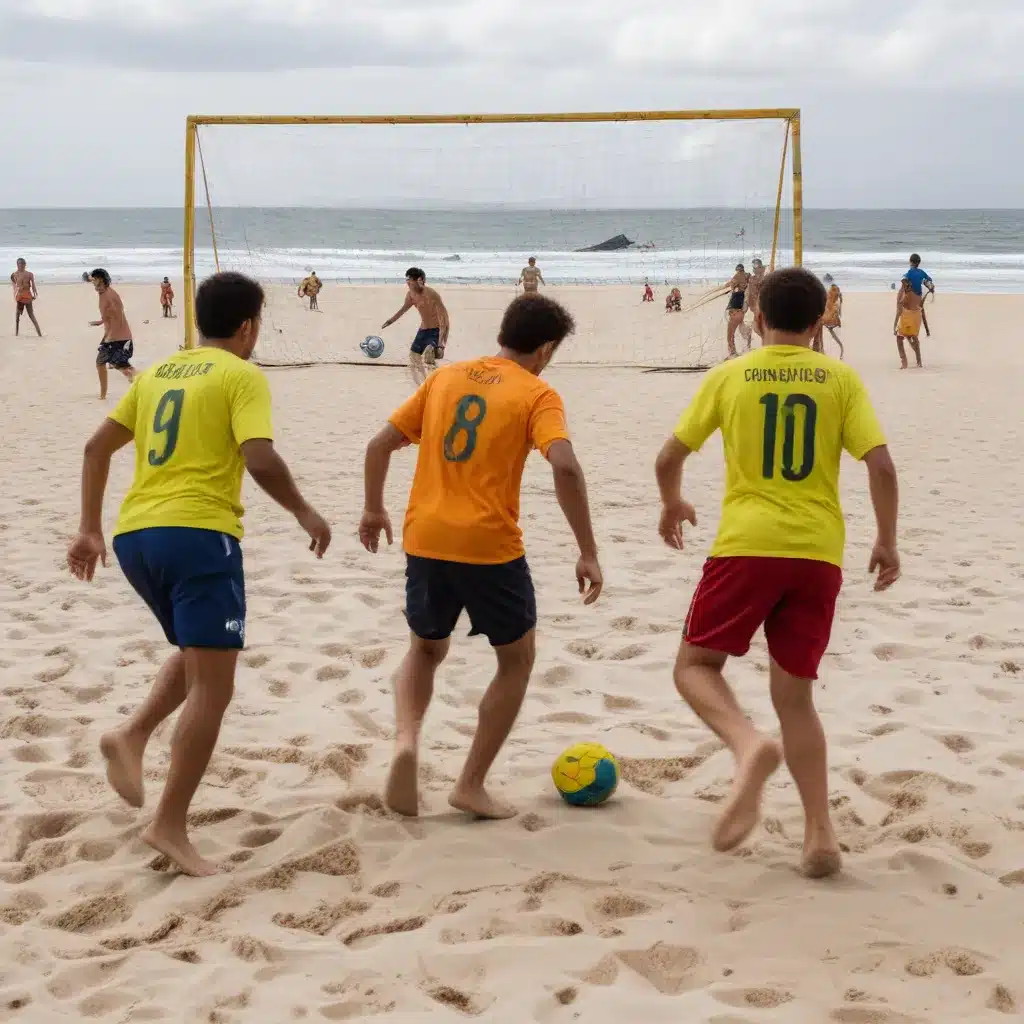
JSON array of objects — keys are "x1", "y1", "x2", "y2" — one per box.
[{"x1": 1, "y1": 282, "x2": 1022, "y2": 1021}]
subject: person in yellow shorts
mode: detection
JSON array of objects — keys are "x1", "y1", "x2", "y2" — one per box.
[
  {"x1": 655, "y1": 267, "x2": 900, "y2": 878},
  {"x1": 894, "y1": 276, "x2": 923, "y2": 369},
  {"x1": 66, "y1": 271, "x2": 331, "y2": 877},
  {"x1": 360, "y1": 293, "x2": 603, "y2": 821},
  {"x1": 813, "y1": 273, "x2": 843, "y2": 359},
  {"x1": 298, "y1": 270, "x2": 322, "y2": 310}
]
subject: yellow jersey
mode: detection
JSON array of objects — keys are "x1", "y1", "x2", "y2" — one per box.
[
  {"x1": 389, "y1": 357, "x2": 569, "y2": 564},
  {"x1": 674, "y1": 345, "x2": 886, "y2": 567},
  {"x1": 109, "y1": 346, "x2": 274, "y2": 540}
]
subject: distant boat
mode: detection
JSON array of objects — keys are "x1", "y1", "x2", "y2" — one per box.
[
  {"x1": 577, "y1": 234, "x2": 635, "y2": 252},
  {"x1": 442, "y1": 254, "x2": 461, "y2": 262}
]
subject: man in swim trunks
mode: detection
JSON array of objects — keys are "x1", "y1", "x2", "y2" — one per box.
[
  {"x1": 382, "y1": 267, "x2": 451, "y2": 389},
  {"x1": 360, "y1": 292, "x2": 603, "y2": 820},
  {"x1": 894, "y1": 277, "x2": 923, "y2": 369},
  {"x1": 517, "y1": 257, "x2": 545, "y2": 293},
  {"x1": 298, "y1": 271, "x2": 322, "y2": 311},
  {"x1": 815, "y1": 274, "x2": 844, "y2": 359},
  {"x1": 90, "y1": 268, "x2": 136, "y2": 399},
  {"x1": 904, "y1": 254, "x2": 934, "y2": 337},
  {"x1": 642, "y1": 279, "x2": 654, "y2": 303},
  {"x1": 738, "y1": 257, "x2": 765, "y2": 349},
  {"x1": 160, "y1": 278, "x2": 174, "y2": 318},
  {"x1": 12, "y1": 258, "x2": 42, "y2": 337},
  {"x1": 725, "y1": 263, "x2": 749, "y2": 358},
  {"x1": 655, "y1": 266, "x2": 900, "y2": 878}
]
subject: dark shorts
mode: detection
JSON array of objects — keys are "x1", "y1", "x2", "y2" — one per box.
[
  {"x1": 684, "y1": 556, "x2": 843, "y2": 679},
  {"x1": 113, "y1": 527, "x2": 246, "y2": 649},
  {"x1": 405, "y1": 554, "x2": 536, "y2": 647},
  {"x1": 97, "y1": 340, "x2": 134, "y2": 368},
  {"x1": 16, "y1": 300, "x2": 33, "y2": 314},
  {"x1": 410, "y1": 327, "x2": 440, "y2": 356},
  {"x1": 727, "y1": 292, "x2": 745, "y2": 312}
]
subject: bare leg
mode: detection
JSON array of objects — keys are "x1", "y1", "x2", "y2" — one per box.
[
  {"x1": 384, "y1": 635, "x2": 449, "y2": 816},
  {"x1": 409, "y1": 351, "x2": 427, "y2": 388},
  {"x1": 726, "y1": 313, "x2": 739, "y2": 357},
  {"x1": 423, "y1": 346, "x2": 437, "y2": 375},
  {"x1": 100, "y1": 651, "x2": 187, "y2": 808},
  {"x1": 96, "y1": 362, "x2": 109, "y2": 399},
  {"x1": 908, "y1": 336, "x2": 922, "y2": 367},
  {"x1": 673, "y1": 643, "x2": 781, "y2": 851},
  {"x1": 827, "y1": 327, "x2": 844, "y2": 360},
  {"x1": 26, "y1": 306, "x2": 42, "y2": 337},
  {"x1": 119, "y1": 366, "x2": 136, "y2": 384},
  {"x1": 895, "y1": 336, "x2": 908, "y2": 369},
  {"x1": 450, "y1": 630, "x2": 536, "y2": 819},
  {"x1": 738, "y1": 320, "x2": 753, "y2": 350},
  {"x1": 141, "y1": 647, "x2": 237, "y2": 876},
  {"x1": 769, "y1": 659, "x2": 841, "y2": 877}
]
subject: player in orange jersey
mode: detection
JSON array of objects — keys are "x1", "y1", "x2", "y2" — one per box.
[{"x1": 360, "y1": 293, "x2": 603, "y2": 820}]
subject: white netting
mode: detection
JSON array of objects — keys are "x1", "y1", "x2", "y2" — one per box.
[{"x1": 191, "y1": 116, "x2": 795, "y2": 368}]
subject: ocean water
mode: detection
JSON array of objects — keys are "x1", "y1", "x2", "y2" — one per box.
[{"x1": 2, "y1": 207, "x2": 1023, "y2": 292}]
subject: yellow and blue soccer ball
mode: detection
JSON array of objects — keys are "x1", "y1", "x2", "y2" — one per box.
[{"x1": 552, "y1": 742, "x2": 619, "y2": 806}]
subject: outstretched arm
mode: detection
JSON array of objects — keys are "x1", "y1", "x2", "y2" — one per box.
[
  {"x1": 862, "y1": 445, "x2": 900, "y2": 590},
  {"x1": 654, "y1": 437, "x2": 698, "y2": 548},
  {"x1": 435, "y1": 295, "x2": 450, "y2": 345},
  {"x1": 241, "y1": 439, "x2": 331, "y2": 556},
  {"x1": 67, "y1": 418, "x2": 134, "y2": 580},
  {"x1": 382, "y1": 296, "x2": 413, "y2": 329},
  {"x1": 360, "y1": 424, "x2": 410, "y2": 552},
  {"x1": 545, "y1": 440, "x2": 602, "y2": 603}
]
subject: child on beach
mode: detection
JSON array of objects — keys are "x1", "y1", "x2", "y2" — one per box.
[
  {"x1": 360, "y1": 293, "x2": 603, "y2": 821},
  {"x1": 66, "y1": 271, "x2": 331, "y2": 877},
  {"x1": 655, "y1": 266, "x2": 900, "y2": 878},
  {"x1": 160, "y1": 278, "x2": 175, "y2": 318}
]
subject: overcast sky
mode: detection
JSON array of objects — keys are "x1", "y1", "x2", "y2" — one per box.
[{"x1": 3, "y1": 0, "x2": 1023, "y2": 208}]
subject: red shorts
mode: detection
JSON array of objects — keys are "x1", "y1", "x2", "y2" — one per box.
[{"x1": 684, "y1": 556, "x2": 842, "y2": 679}]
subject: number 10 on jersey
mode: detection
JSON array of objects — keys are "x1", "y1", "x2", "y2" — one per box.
[{"x1": 760, "y1": 392, "x2": 817, "y2": 482}]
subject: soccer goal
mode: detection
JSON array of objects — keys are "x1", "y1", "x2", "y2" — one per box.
[{"x1": 181, "y1": 109, "x2": 802, "y2": 370}]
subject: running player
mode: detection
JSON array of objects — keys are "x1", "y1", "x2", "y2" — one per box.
[
  {"x1": 654, "y1": 266, "x2": 900, "y2": 878},
  {"x1": 360, "y1": 293, "x2": 603, "y2": 821},
  {"x1": 517, "y1": 257, "x2": 545, "y2": 293},
  {"x1": 894, "y1": 277, "x2": 923, "y2": 369},
  {"x1": 381, "y1": 268, "x2": 451, "y2": 388},
  {"x1": 642, "y1": 279, "x2": 654, "y2": 303},
  {"x1": 160, "y1": 277, "x2": 175, "y2": 318},
  {"x1": 11, "y1": 258, "x2": 42, "y2": 337},
  {"x1": 738, "y1": 257, "x2": 765, "y2": 349},
  {"x1": 89, "y1": 269, "x2": 136, "y2": 398},
  {"x1": 66, "y1": 271, "x2": 332, "y2": 877},
  {"x1": 725, "y1": 263, "x2": 750, "y2": 358},
  {"x1": 819, "y1": 274, "x2": 844, "y2": 358}
]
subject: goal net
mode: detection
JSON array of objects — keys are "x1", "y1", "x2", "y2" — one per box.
[{"x1": 184, "y1": 111, "x2": 800, "y2": 370}]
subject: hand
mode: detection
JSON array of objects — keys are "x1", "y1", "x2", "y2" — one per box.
[
  {"x1": 296, "y1": 506, "x2": 332, "y2": 558},
  {"x1": 658, "y1": 498, "x2": 698, "y2": 549},
  {"x1": 575, "y1": 554, "x2": 603, "y2": 605},
  {"x1": 67, "y1": 531, "x2": 106, "y2": 581},
  {"x1": 359, "y1": 508, "x2": 393, "y2": 553},
  {"x1": 868, "y1": 539, "x2": 900, "y2": 591}
]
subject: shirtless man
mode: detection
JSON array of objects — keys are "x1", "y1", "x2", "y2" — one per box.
[
  {"x1": 894, "y1": 277, "x2": 923, "y2": 369},
  {"x1": 738, "y1": 257, "x2": 764, "y2": 348},
  {"x1": 381, "y1": 267, "x2": 450, "y2": 388},
  {"x1": 90, "y1": 269, "x2": 136, "y2": 398},
  {"x1": 724, "y1": 263, "x2": 750, "y2": 358},
  {"x1": 12, "y1": 258, "x2": 42, "y2": 337},
  {"x1": 299, "y1": 271, "x2": 322, "y2": 311},
  {"x1": 517, "y1": 257, "x2": 545, "y2": 293}
]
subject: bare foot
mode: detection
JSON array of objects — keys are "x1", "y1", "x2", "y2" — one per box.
[
  {"x1": 449, "y1": 785, "x2": 517, "y2": 820},
  {"x1": 802, "y1": 826, "x2": 842, "y2": 878},
  {"x1": 712, "y1": 738, "x2": 782, "y2": 852},
  {"x1": 99, "y1": 730, "x2": 145, "y2": 808},
  {"x1": 384, "y1": 748, "x2": 419, "y2": 817},
  {"x1": 141, "y1": 823, "x2": 218, "y2": 877}
]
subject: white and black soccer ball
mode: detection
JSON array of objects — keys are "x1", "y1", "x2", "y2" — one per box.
[{"x1": 361, "y1": 335, "x2": 385, "y2": 359}]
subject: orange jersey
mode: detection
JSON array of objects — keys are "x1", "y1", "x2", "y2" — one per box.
[{"x1": 389, "y1": 356, "x2": 570, "y2": 564}]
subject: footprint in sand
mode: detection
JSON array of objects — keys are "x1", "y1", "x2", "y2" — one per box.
[
  {"x1": 538, "y1": 665, "x2": 573, "y2": 687},
  {"x1": 872, "y1": 643, "x2": 929, "y2": 662},
  {"x1": 713, "y1": 987, "x2": 795, "y2": 1010},
  {"x1": 616, "y1": 942, "x2": 705, "y2": 995},
  {"x1": 610, "y1": 643, "x2": 649, "y2": 661},
  {"x1": 566, "y1": 640, "x2": 601, "y2": 660}
]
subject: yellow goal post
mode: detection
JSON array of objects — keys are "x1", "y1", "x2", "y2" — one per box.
[{"x1": 181, "y1": 108, "x2": 803, "y2": 350}]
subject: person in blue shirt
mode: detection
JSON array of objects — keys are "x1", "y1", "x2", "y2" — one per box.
[{"x1": 904, "y1": 254, "x2": 934, "y2": 336}]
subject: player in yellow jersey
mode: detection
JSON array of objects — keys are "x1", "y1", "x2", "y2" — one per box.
[
  {"x1": 66, "y1": 272, "x2": 331, "y2": 877},
  {"x1": 655, "y1": 267, "x2": 901, "y2": 878},
  {"x1": 360, "y1": 294, "x2": 603, "y2": 820}
]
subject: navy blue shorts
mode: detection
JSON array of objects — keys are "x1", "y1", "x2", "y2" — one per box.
[
  {"x1": 97, "y1": 340, "x2": 134, "y2": 368},
  {"x1": 113, "y1": 527, "x2": 246, "y2": 649},
  {"x1": 727, "y1": 292, "x2": 745, "y2": 312},
  {"x1": 405, "y1": 554, "x2": 536, "y2": 647},
  {"x1": 410, "y1": 327, "x2": 440, "y2": 356}
]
